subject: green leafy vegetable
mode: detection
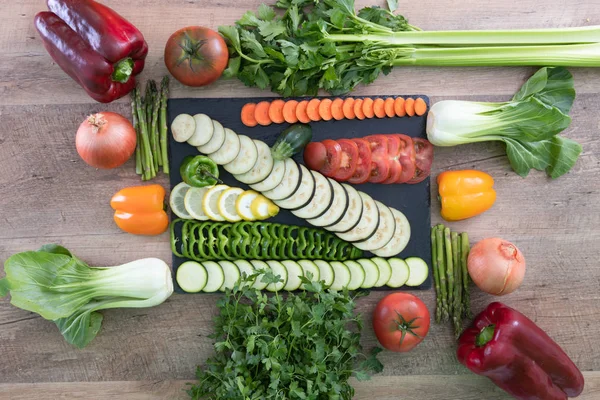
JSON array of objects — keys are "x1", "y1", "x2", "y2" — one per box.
[
  {"x1": 0, "y1": 245, "x2": 173, "y2": 348},
  {"x1": 188, "y1": 273, "x2": 383, "y2": 399},
  {"x1": 219, "y1": 0, "x2": 600, "y2": 96},
  {"x1": 426, "y1": 67, "x2": 581, "y2": 178}
]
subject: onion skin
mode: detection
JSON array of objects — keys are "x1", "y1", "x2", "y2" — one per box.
[
  {"x1": 76, "y1": 112, "x2": 136, "y2": 169},
  {"x1": 467, "y1": 238, "x2": 526, "y2": 295}
]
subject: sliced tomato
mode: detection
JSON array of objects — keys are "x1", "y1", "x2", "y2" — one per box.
[
  {"x1": 348, "y1": 138, "x2": 372, "y2": 184},
  {"x1": 407, "y1": 137, "x2": 434, "y2": 184},
  {"x1": 333, "y1": 139, "x2": 359, "y2": 181},
  {"x1": 320, "y1": 139, "x2": 343, "y2": 176},
  {"x1": 303, "y1": 142, "x2": 327, "y2": 171},
  {"x1": 383, "y1": 159, "x2": 403, "y2": 184},
  {"x1": 394, "y1": 134, "x2": 416, "y2": 184},
  {"x1": 364, "y1": 135, "x2": 389, "y2": 183}
]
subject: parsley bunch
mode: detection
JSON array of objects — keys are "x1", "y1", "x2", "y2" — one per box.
[{"x1": 188, "y1": 272, "x2": 383, "y2": 400}]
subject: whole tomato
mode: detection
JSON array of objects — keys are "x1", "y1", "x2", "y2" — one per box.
[
  {"x1": 372, "y1": 292, "x2": 430, "y2": 352},
  {"x1": 164, "y1": 26, "x2": 229, "y2": 87}
]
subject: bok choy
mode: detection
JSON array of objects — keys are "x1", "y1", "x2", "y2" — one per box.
[
  {"x1": 0, "y1": 244, "x2": 173, "y2": 348},
  {"x1": 426, "y1": 67, "x2": 581, "y2": 178}
]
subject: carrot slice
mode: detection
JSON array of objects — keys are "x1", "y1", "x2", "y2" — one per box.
[
  {"x1": 404, "y1": 98, "x2": 416, "y2": 117},
  {"x1": 384, "y1": 98, "x2": 395, "y2": 118},
  {"x1": 241, "y1": 103, "x2": 258, "y2": 127},
  {"x1": 342, "y1": 98, "x2": 356, "y2": 120},
  {"x1": 354, "y1": 99, "x2": 365, "y2": 120},
  {"x1": 255, "y1": 101, "x2": 272, "y2": 126},
  {"x1": 282, "y1": 100, "x2": 299, "y2": 123},
  {"x1": 362, "y1": 97, "x2": 375, "y2": 118},
  {"x1": 331, "y1": 98, "x2": 344, "y2": 120},
  {"x1": 268, "y1": 99, "x2": 286, "y2": 124},
  {"x1": 319, "y1": 98, "x2": 333, "y2": 121},
  {"x1": 296, "y1": 100, "x2": 311, "y2": 124},
  {"x1": 373, "y1": 98, "x2": 386, "y2": 118},
  {"x1": 307, "y1": 98, "x2": 322, "y2": 121},
  {"x1": 414, "y1": 98, "x2": 428, "y2": 116},
  {"x1": 394, "y1": 97, "x2": 406, "y2": 117}
]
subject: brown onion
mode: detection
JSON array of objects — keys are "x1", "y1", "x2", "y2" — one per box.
[
  {"x1": 76, "y1": 112, "x2": 136, "y2": 169},
  {"x1": 467, "y1": 238, "x2": 526, "y2": 295}
]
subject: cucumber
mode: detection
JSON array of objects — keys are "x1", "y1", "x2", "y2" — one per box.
[
  {"x1": 274, "y1": 165, "x2": 315, "y2": 209},
  {"x1": 266, "y1": 260, "x2": 288, "y2": 292},
  {"x1": 327, "y1": 183, "x2": 363, "y2": 232},
  {"x1": 282, "y1": 260, "x2": 303, "y2": 291},
  {"x1": 354, "y1": 201, "x2": 396, "y2": 251},
  {"x1": 176, "y1": 261, "x2": 207, "y2": 293},
  {"x1": 201, "y1": 261, "x2": 225, "y2": 293},
  {"x1": 357, "y1": 259, "x2": 380, "y2": 289},
  {"x1": 208, "y1": 128, "x2": 240, "y2": 165},
  {"x1": 250, "y1": 260, "x2": 269, "y2": 290},
  {"x1": 188, "y1": 114, "x2": 214, "y2": 146},
  {"x1": 313, "y1": 260, "x2": 334, "y2": 287},
  {"x1": 372, "y1": 209, "x2": 411, "y2": 257},
  {"x1": 271, "y1": 124, "x2": 313, "y2": 161},
  {"x1": 223, "y1": 135, "x2": 258, "y2": 174},
  {"x1": 233, "y1": 260, "x2": 255, "y2": 285},
  {"x1": 330, "y1": 261, "x2": 351, "y2": 291},
  {"x1": 344, "y1": 260, "x2": 365, "y2": 290},
  {"x1": 336, "y1": 192, "x2": 379, "y2": 242},
  {"x1": 297, "y1": 260, "x2": 320, "y2": 285},
  {"x1": 387, "y1": 258, "x2": 410, "y2": 288},
  {"x1": 235, "y1": 140, "x2": 275, "y2": 185},
  {"x1": 372, "y1": 257, "x2": 392, "y2": 287},
  {"x1": 404, "y1": 257, "x2": 429, "y2": 287},
  {"x1": 250, "y1": 159, "x2": 286, "y2": 192},
  {"x1": 197, "y1": 119, "x2": 225, "y2": 154},
  {"x1": 262, "y1": 158, "x2": 301, "y2": 201},
  {"x1": 307, "y1": 179, "x2": 347, "y2": 227},
  {"x1": 292, "y1": 171, "x2": 333, "y2": 219},
  {"x1": 219, "y1": 260, "x2": 241, "y2": 291}
]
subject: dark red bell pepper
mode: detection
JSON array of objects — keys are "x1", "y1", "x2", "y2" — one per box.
[
  {"x1": 34, "y1": 0, "x2": 148, "y2": 103},
  {"x1": 457, "y1": 302, "x2": 584, "y2": 400}
]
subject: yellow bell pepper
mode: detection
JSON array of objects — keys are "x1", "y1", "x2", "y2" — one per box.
[{"x1": 437, "y1": 170, "x2": 496, "y2": 221}]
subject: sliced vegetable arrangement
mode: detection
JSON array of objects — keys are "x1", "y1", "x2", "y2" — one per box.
[
  {"x1": 175, "y1": 256, "x2": 428, "y2": 292},
  {"x1": 304, "y1": 134, "x2": 433, "y2": 184},
  {"x1": 241, "y1": 97, "x2": 427, "y2": 126}
]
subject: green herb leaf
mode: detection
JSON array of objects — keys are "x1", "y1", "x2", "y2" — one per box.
[
  {"x1": 386, "y1": 0, "x2": 399, "y2": 13},
  {"x1": 241, "y1": 30, "x2": 268, "y2": 58},
  {"x1": 221, "y1": 56, "x2": 241, "y2": 78},
  {"x1": 218, "y1": 25, "x2": 242, "y2": 51},
  {"x1": 258, "y1": 3, "x2": 277, "y2": 21},
  {"x1": 258, "y1": 20, "x2": 288, "y2": 41}
]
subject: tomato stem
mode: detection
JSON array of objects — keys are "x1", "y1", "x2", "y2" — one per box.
[{"x1": 394, "y1": 310, "x2": 422, "y2": 347}]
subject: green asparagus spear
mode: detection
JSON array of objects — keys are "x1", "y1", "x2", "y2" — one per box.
[
  {"x1": 444, "y1": 227, "x2": 454, "y2": 316},
  {"x1": 452, "y1": 232, "x2": 462, "y2": 337},
  {"x1": 431, "y1": 227, "x2": 441, "y2": 323},
  {"x1": 435, "y1": 225, "x2": 449, "y2": 321},
  {"x1": 150, "y1": 80, "x2": 162, "y2": 168},
  {"x1": 160, "y1": 76, "x2": 170, "y2": 174},
  {"x1": 131, "y1": 92, "x2": 141, "y2": 175},
  {"x1": 461, "y1": 232, "x2": 472, "y2": 319},
  {"x1": 135, "y1": 87, "x2": 155, "y2": 180}
]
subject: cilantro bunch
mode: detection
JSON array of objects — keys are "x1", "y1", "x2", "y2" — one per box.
[{"x1": 188, "y1": 272, "x2": 383, "y2": 400}]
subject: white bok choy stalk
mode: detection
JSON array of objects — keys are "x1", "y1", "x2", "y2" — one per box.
[
  {"x1": 426, "y1": 67, "x2": 582, "y2": 178},
  {"x1": 0, "y1": 244, "x2": 173, "y2": 348}
]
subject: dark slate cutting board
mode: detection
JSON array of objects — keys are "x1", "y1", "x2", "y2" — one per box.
[{"x1": 167, "y1": 96, "x2": 431, "y2": 293}]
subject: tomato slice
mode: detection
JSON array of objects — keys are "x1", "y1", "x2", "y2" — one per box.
[
  {"x1": 394, "y1": 134, "x2": 416, "y2": 184},
  {"x1": 364, "y1": 135, "x2": 389, "y2": 183},
  {"x1": 382, "y1": 135, "x2": 403, "y2": 184},
  {"x1": 348, "y1": 138, "x2": 372, "y2": 184},
  {"x1": 333, "y1": 139, "x2": 359, "y2": 181},
  {"x1": 320, "y1": 139, "x2": 343, "y2": 176},
  {"x1": 303, "y1": 142, "x2": 327, "y2": 171},
  {"x1": 382, "y1": 159, "x2": 403, "y2": 184},
  {"x1": 407, "y1": 137, "x2": 434, "y2": 184}
]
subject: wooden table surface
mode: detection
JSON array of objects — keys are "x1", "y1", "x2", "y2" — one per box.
[{"x1": 1, "y1": 0, "x2": 600, "y2": 399}]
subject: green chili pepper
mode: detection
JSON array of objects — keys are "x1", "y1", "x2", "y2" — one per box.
[{"x1": 179, "y1": 155, "x2": 220, "y2": 187}]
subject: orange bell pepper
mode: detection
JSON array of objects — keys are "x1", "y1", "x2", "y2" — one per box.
[
  {"x1": 110, "y1": 184, "x2": 168, "y2": 235},
  {"x1": 437, "y1": 170, "x2": 496, "y2": 221}
]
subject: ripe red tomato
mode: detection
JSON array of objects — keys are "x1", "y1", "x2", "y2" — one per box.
[
  {"x1": 320, "y1": 139, "x2": 343, "y2": 175},
  {"x1": 333, "y1": 139, "x2": 359, "y2": 181},
  {"x1": 164, "y1": 26, "x2": 229, "y2": 87},
  {"x1": 407, "y1": 138, "x2": 434, "y2": 184},
  {"x1": 372, "y1": 292, "x2": 430, "y2": 352},
  {"x1": 348, "y1": 138, "x2": 372, "y2": 184},
  {"x1": 394, "y1": 134, "x2": 416, "y2": 184},
  {"x1": 303, "y1": 142, "x2": 327, "y2": 171}
]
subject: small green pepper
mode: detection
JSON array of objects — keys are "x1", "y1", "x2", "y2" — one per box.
[{"x1": 180, "y1": 155, "x2": 220, "y2": 187}]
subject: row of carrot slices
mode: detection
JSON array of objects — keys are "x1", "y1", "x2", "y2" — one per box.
[{"x1": 241, "y1": 97, "x2": 428, "y2": 127}]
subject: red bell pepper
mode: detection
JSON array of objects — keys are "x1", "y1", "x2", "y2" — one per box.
[
  {"x1": 457, "y1": 302, "x2": 584, "y2": 400},
  {"x1": 34, "y1": 0, "x2": 148, "y2": 103}
]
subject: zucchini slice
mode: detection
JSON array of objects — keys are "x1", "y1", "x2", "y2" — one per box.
[
  {"x1": 235, "y1": 140, "x2": 275, "y2": 185},
  {"x1": 344, "y1": 260, "x2": 365, "y2": 290},
  {"x1": 274, "y1": 165, "x2": 315, "y2": 209},
  {"x1": 372, "y1": 257, "x2": 392, "y2": 287},
  {"x1": 223, "y1": 135, "x2": 258, "y2": 174},
  {"x1": 292, "y1": 171, "x2": 333, "y2": 219},
  {"x1": 262, "y1": 159, "x2": 301, "y2": 201},
  {"x1": 336, "y1": 192, "x2": 380, "y2": 242},
  {"x1": 201, "y1": 261, "x2": 225, "y2": 293},
  {"x1": 176, "y1": 261, "x2": 207, "y2": 293},
  {"x1": 313, "y1": 260, "x2": 334, "y2": 287},
  {"x1": 188, "y1": 114, "x2": 214, "y2": 146},
  {"x1": 250, "y1": 260, "x2": 269, "y2": 290},
  {"x1": 371, "y1": 208, "x2": 411, "y2": 257},
  {"x1": 330, "y1": 261, "x2": 351, "y2": 291},
  {"x1": 197, "y1": 119, "x2": 225, "y2": 154},
  {"x1": 171, "y1": 113, "x2": 195, "y2": 143},
  {"x1": 326, "y1": 184, "x2": 363, "y2": 232},
  {"x1": 208, "y1": 128, "x2": 240, "y2": 165},
  {"x1": 250, "y1": 159, "x2": 286, "y2": 192},
  {"x1": 233, "y1": 260, "x2": 255, "y2": 285},
  {"x1": 404, "y1": 257, "x2": 429, "y2": 287},
  {"x1": 387, "y1": 258, "x2": 410, "y2": 288},
  {"x1": 282, "y1": 260, "x2": 304, "y2": 291},
  {"x1": 219, "y1": 260, "x2": 241, "y2": 291},
  {"x1": 354, "y1": 201, "x2": 396, "y2": 251},
  {"x1": 357, "y1": 259, "x2": 380, "y2": 289},
  {"x1": 307, "y1": 179, "x2": 347, "y2": 227},
  {"x1": 298, "y1": 260, "x2": 320, "y2": 285},
  {"x1": 266, "y1": 260, "x2": 288, "y2": 292}
]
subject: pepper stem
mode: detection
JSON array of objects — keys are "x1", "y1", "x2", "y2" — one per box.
[
  {"x1": 475, "y1": 324, "x2": 496, "y2": 347},
  {"x1": 204, "y1": 170, "x2": 223, "y2": 184},
  {"x1": 112, "y1": 58, "x2": 134, "y2": 83}
]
